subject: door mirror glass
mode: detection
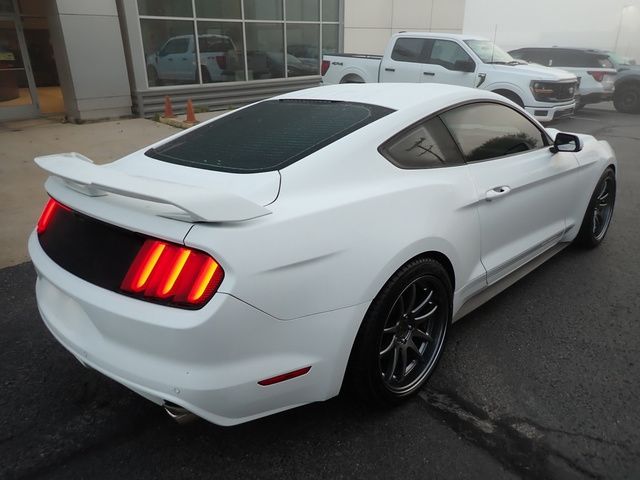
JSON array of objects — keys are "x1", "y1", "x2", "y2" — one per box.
[{"x1": 552, "y1": 132, "x2": 582, "y2": 153}]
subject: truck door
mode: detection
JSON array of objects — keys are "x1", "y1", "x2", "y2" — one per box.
[
  {"x1": 379, "y1": 37, "x2": 432, "y2": 83},
  {"x1": 156, "y1": 37, "x2": 191, "y2": 82},
  {"x1": 420, "y1": 39, "x2": 477, "y2": 87}
]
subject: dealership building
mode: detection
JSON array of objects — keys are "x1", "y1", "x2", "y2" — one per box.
[
  {"x1": 0, "y1": 0, "x2": 465, "y2": 121},
  {"x1": 5, "y1": 0, "x2": 635, "y2": 123}
]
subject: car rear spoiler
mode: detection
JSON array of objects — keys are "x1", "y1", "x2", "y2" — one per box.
[{"x1": 35, "y1": 152, "x2": 271, "y2": 223}]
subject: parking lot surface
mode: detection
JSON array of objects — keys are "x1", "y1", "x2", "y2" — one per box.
[{"x1": 1, "y1": 107, "x2": 639, "y2": 479}]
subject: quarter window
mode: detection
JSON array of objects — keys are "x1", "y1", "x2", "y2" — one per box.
[
  {"x1": 427, "y1": 40, "x2": 473, "y2": 70},
  {"x1": 441, "y1": 103, "x2": 546, "y2": 162},
  {"x1": 380, "y1": 117, "x2": 464, "y2": 169},
  {"x1": 391, "y1": 38, "x2": 429, "y2": 63}
]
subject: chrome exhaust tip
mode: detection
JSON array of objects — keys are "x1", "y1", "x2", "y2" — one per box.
[{"x1": 163, "y1": 401, "x2": 198, "y2": 425}]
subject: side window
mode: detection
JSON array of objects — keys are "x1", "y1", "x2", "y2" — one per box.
[
  {"x1": 427, "y1": 40, "x2": 473, "y2": 70},
  {"x1": 587, "y1": 54, "x2": 614, "y2": 69},
  {"x1": 162, "y1": 38, "x2": 189, "y2": 55},
  {"x1": 550, "y1": 49, "x2": 581, "y2": 67},
  {"x1": 391, "y1": 38, "x2": 429, "y2": 63},
  {"x1": 380, "y1": 117, "x2": 464, "y2": 169},
  {"x1": 527, "y1": 49, "x2": 552, "y2": 66},
  {"x1": 441, "y1": 103, "x2": 547, "y2": 162}
]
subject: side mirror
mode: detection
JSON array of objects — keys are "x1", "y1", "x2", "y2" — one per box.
[
  {"x1": 550, "y1": 132, "x2": 583, "y2": 153},
  {"x1": 453, "y1": 60, "x2": 475, "y2": 73}
]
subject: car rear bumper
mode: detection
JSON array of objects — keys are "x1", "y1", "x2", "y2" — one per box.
[
  {"x1": 577, "y1": 92, "x2": 614, "y2": 106},
  {"x1": 29, "y1": 232, "x2": 366, "y2": 426},
  {"x1": 525, "y1": 102, "x2": 575, "y2": 122}
]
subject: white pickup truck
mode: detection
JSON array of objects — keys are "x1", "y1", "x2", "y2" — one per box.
[{"x1": 322, "y1": 32, "x2": 578, "y2": 122}]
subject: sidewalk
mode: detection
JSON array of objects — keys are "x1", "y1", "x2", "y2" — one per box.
[{"x1": 0, "y1": 116, "x2": 184, "y2": 268}]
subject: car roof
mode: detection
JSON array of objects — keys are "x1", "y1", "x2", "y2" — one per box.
[
  {"x1": 512, "y1": 46, "x2": 610, "y2": 55},
  {"x1": 275, "y1": 83, "x2": 497, "y2": 111},
  {"x1": 395, "y1": 31, "x2": 487, "y2": 42}
]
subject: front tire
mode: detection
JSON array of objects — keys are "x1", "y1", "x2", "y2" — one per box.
[
  {"x1": 346, "y1": 257, "x2": 452, "y2": 405},
  {"x1": 575, "y1": 168, "x2": 616, "y2": 248}
]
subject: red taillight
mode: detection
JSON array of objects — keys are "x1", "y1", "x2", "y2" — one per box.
[
  {"x1": 588, "y1": 71, "x2": 606, "y2": 82},
  {"x1": 321, "y1": 59, "x2": 330, "y2": 76},
  {"x1": 121, "y1": 239, "x2": 224, "y2": 307},
  {"x1": 37, "y1": 198, "x2": 69, "y2": 234},
  {"x1": 258, "y1": 366, "x2": 312, "y2": 386},
  {"x1": 215, "y1": 55, "x2": 226, "y2": 70}
]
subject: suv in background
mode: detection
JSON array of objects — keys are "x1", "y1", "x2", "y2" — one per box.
[{"x1": 509, "y1": 47, "x2": 616, "y2": 110}]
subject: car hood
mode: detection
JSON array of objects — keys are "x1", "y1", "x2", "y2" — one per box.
[{"x1": 488, "y1": 63, "x2": 577, "y2": 82}]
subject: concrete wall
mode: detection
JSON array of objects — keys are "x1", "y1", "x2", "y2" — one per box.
[
  {"x1": 343, "y1": 0, "x2": 466, "y2": 54},
  {"x1": 48, "y1": 0, "x2": 132, "y2": 122},
  {"x1": 463, "y1": 0, "x2": 640, "y2": 62}
]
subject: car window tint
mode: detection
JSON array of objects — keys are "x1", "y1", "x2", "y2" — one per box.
[
  {"x1": 391, "y1": 38, "x2": 429, "y2": 63},
  {"x1": 147, "y1": 100, "x2": 394, "y2": 173},
  {"x1": 428, "y1": 40, "x2": 472, "y2": 69},
  {"x1": 590, "y1": 54, "x2": 614, "y2": 69},
  {"x1": 525, "y1": 49, "x2": 551, "y2": 66},
  {"x1": 163, "y1": 38, "x2": 190, "y2": 55},
  {"x1": 380, "y1": 117, "x2": 463, "y2": 169},
  {"x1": 550, "y1": 49, "x2": 583, "y2": 67},
  {"x1": 441, "y1": 103, "x2": 546, "y2": 162}
]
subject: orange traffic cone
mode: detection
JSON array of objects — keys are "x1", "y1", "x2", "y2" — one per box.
[
  {"x1": 185, "y1": 98, "x2": 197, "y2": 124},
  {"x1": 163, "y1": 96, "x2": 175, "y2": 118}
]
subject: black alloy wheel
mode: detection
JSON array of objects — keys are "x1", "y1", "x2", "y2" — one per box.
[
  {"x1": 378, "y1": 275, "x2": 448, "y2": 395},
  {"x1": 346, "y1": 257, "x2": 451, "y2": 405},
  {"x1": 576, "y1": 168, "x2": 616, "y2": 248}
]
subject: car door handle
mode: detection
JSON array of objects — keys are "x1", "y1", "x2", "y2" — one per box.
[
  {"x1": 485, "y1": 186, "x2": 511, "y2": 201},
  {"x1": 423, "y1": 71, "x2": 435, "y2": 76},
  {"x1": 384, "y1": 67, "x2": 395, "y2": 72},
  {"x1": 167, "y1": 58, "x2": 173, "y2": 61}
]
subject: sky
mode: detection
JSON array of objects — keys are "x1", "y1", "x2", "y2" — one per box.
[{"x1": 463, "y1": 0, "x2": 640, "y2": 60}]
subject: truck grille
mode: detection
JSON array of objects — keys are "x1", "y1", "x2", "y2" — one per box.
[{"x1": 531, "y1": 81, "x2": 577, "y2": 103}]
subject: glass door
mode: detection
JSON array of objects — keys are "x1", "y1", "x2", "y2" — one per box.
[{"x1": 1, "y1": 9, "x2": 39, "y2": 119}]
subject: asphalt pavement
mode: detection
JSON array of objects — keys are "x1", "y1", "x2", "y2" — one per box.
[{"x1": 1, "y1": 106, "x2": 639, "y2": 479}]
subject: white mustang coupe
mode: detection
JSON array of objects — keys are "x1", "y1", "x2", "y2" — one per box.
[{"x1": 29, "y1": 84, "x2": 616, "y2": 426}]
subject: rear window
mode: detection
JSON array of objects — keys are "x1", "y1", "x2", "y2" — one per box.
[{"x1": 146, "y1": 100, "x2": 394, "y2": 173}]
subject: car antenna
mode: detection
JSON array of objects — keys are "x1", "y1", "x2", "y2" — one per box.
[{"x1": 491, "y1": 24, "x2": 497, "y2": 63}]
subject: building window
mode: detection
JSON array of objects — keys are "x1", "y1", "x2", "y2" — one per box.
[{"x1": 137, "y1": 0, "x2": 341, "y2": 88}]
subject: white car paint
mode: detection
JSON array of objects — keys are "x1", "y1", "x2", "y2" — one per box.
[
  {"x1": 28, "y1": 84, "x2": 616, "y2": 426},
  {"x1": 322, "y1": 32, "x2": 578, "y2": 122}
]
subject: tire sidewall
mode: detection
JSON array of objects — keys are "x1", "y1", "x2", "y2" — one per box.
[
  {"x1": 614, "y1": 84, "x2": 640, "y2": 114},
  {"x1": 351, "y1": 258, "x2": 452, "y2": 405},
  {"x1": 576, "y1": 168, "x2": 616, "y2": 248}
]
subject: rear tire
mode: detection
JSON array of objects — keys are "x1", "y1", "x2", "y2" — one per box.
[
  {"x1": 574, "y1": 168, "x2": 616, "y2": 248},
  {"x1": 345, "y1": 257, "x2": 452, "y2": 406},
  {"x1": 200, "y1": 66, "x2": 212, "y2": 83},
  {"x1": 146, "y1": 66, "x2": 160, "y2": 86},
  {"x1": 613, "y1": 84, "x2": 640, "y2": 114}
]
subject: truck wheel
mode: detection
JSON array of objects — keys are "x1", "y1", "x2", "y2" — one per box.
[
  {"x1": 146, "y1": 66, "x2": 160, "y2": 86},
  {"x1": 613, "y1": 84, "x2": 640, "y2": 114},
  {"x1": 340, "y1": 74, "x2": 364, "y2": 84},
  {"x1": 200, "y1": 66, "x2": 212, "y2": 83},
  {"x1": 493, "y1": 89, "x2": 524, "y2": 108}
]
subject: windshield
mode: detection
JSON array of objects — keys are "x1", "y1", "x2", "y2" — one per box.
[{"x1": 465, "y1": 39, "x2": 517, "y2": 64}]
